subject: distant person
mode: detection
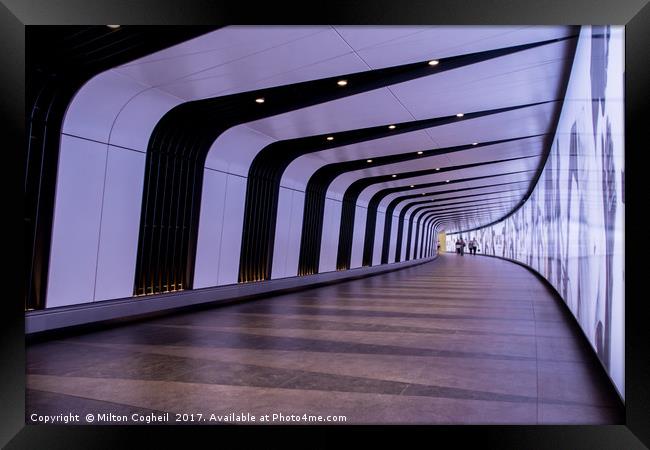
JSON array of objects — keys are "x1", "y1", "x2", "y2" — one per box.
[
  {"x1": 455, "y1": 239, "x2": 461, "y2": 254},
  {"x1": 469, "y1": 237, "x2": 478, "y2": 255},
  {"x1": 458, "y1": 237, "x2": 466, "y2": 256}
]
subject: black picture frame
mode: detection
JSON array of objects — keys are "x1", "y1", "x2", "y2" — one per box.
[{"x1": 3, "y1": 0, "x2": 648, "y2": 447}]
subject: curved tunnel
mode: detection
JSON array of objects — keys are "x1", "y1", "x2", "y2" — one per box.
[{"x1": 24, "y1": 25, "x2": 625, "y2": 424}]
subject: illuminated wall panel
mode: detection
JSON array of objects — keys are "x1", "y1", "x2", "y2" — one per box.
[
  {"x1": 193, "y1": 169, "x2": 229, "y2": 289},
  {"x1": 372, "y1": 212, "x2": 386, "y2": 266},
  {"x1": 446, "y1": 26, "x2": 624, "y2": 398},
  {"x1": 350, "y1": 206, "x2": 368, "y2": 268},
  {"x1": 216, "y1": 175, "x2": 247, "y2": 285},
  {"x1": 319, "y1": 198, "x2": 343, "y2": 273},
  {"x1": 46, "y1": 136, "x2": 106, "y2": 307},
  {"x1": 94, "y1": 147, "x2": 146, "y2": 301}
]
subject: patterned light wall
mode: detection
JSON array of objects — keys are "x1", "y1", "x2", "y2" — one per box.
[{"x1": 446, "y1": 26, "x2": 625, "y2": 398}]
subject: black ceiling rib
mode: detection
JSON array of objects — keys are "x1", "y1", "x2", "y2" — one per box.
[
  {"x1": 349, "y1": 154, "x2": 540, "y2": 269},
  {"x1": 295, "y1": 130, "x2": 547, "y2": 276},
  {"x1": 379, "y1": 178, "x2": 534, "y2": 264},
  {"x1": 24, "y1": 25, "x2": 216, "y2": 310},
  {"x1": 392, "y1": 172, "x2": 534, "y2": 263},
  {"x1": 232, "y1": 36, "x2": 576, "y2": 283}
]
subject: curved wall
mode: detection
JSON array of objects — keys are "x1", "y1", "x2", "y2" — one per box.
[{"x1": 446, "y1": 26, "x2": 624, "y2": 398}]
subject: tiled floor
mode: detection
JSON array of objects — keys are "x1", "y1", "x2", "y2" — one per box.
[{"x1": 26, "y1": 253, "x2": 624, "y2": 424}]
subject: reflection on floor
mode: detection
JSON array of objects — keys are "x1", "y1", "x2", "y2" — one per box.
[{"x1": 26, "y1": 253, "x2": 624, "y2": 424}]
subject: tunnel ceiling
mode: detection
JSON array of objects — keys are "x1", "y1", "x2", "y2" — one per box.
[{"x1": 114, "y1": 25, "x2": 576, "y2": 230}]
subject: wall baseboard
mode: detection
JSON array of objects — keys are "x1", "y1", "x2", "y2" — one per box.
[{"x1": 26, "y1": 256, "x2": 437, "y2": 335}]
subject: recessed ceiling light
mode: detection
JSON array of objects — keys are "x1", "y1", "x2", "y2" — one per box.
[
  {"x1": 326, "y1": 136, "x2": 334, "y2": 141},
  {"x1": 422, "y1": 193, "x2": 426, "y2": 195},
  {"x1": 417, "y1": 151, "x2": 424, "y2": 155},
  {"x1": 446, "y1": 180, "x2": 450, "y2": 183},
  {"x1": 410, "y1": 185, "x2": 415, "y2": 188},
  {"x1": 436, "y1": 168, "x2": 440, "y2": 171},
  {"x1": 456, "y1": 113, "x2": 464, "y2": 118},
  {"x1": 428, "y1": 60, "x2": 439, "y2": 66},
  {"x1": 366, "y1": 159, "x2": 373, "y2": 163},
  {"x1": 107, "y1": 25, "x2": 121, "y2": 29},
  {"x1": 472, "y1": 142, "x2": 478, "y2": 145},
  {"x1": 255, "y1": 97, "x2": 265, "y2": 104},
  {"x1": 391, "y1": 174, "x2": 397, "y2": 178},
  {"x1": 337, "y1": 79, "x2": 348, "y2": 86},
  {"x1": 388, "y1": 125, "x2": 396, "y2": 129}
]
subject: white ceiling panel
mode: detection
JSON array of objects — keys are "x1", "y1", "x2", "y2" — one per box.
[
  {"x1": 334, "y1": 25, "x2": 572, "y2": 69},
  {"x1": 422, "y1": 102, "x2": 556, "y2": 148},
  {"x1": 115, "y1": 27, "x2": 331, "y2": 85},
  {"x1": 239, "y1": 34, "x2": 570, "y2": 155},
  {"x1": 388, "y1": 40, "x2": 572, "y2": 119},
  {"x1": 158, "y1": 30, "x2": 366, "y2": 100}
]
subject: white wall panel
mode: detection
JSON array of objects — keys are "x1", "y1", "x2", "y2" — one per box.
[
  {"x1": 388, "y1": 215, "x2": 399, "y2": 263},
  {"x1": 350, "y1": 206, "x2": 367, "y2": 268},
  {"x1": 46, "y1": 135, "x2": 107, "y2": 308},
  {"x1": 271, "y1": 187, "x2": 295, "y2": 279},
  {"x1": 372, "y1": 212, "x2": 385, "y2": 266},
  {"x1": 271, "y1": 188, "x2": 306, "y2": 279},
  {"x1": 216, "y1": 174, "x2": 247, "y2": 285},
  {"x1": 94, "y1": 147, "x2": 146, "y2": 301},
  {"x1": 284, "y1": 191, "x2": 306, "y2": 277},
  {"x1": 400, "y1": 218, "x2": 409, "y2": 261},
  {"x1": 319, "y1": 198, "x2": 342, "y2": 273},
  {"x1": 193, "y1": 169, "x2": 229, "y2": 289}
]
